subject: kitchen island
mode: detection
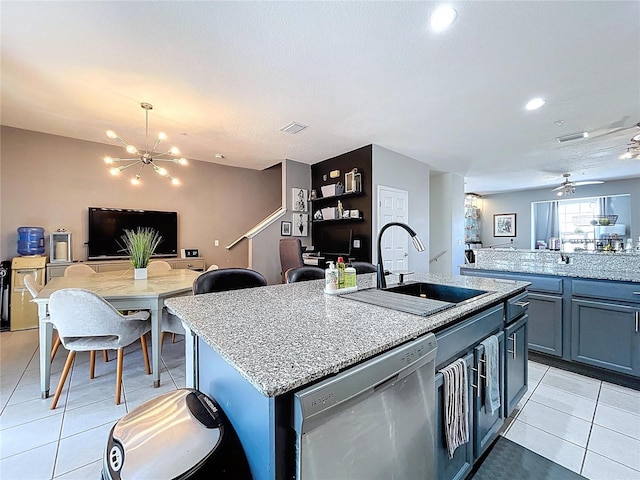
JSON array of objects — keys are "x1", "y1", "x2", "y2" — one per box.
[
  {"x1": 462, "y1": 248, "x2": 640, "y2": 388},
  {"x1": 165, "y1": 272, "x2": 529, "y2": 480}
]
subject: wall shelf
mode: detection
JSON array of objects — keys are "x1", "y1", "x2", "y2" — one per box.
[
  {"x1": 312, "y1": 217, "x2": 364, "y2": 224},
  {"x1": 311, "y1": 191, "x2": 364, "y2": 205}
]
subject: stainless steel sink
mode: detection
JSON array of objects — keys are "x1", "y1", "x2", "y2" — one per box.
[
  {"x1": 339, "y1": 282, "x2": 491, "y2": 317},
  {"x1": 383, "y1": 282, "x2": 489, "y2": 305}
]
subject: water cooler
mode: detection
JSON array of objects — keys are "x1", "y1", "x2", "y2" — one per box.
[{"x1": 10, "y1": 227, "x2": 47, "y2": 331}]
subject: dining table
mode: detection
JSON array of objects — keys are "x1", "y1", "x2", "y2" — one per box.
[{"x1": 32, "y1": 267, "x2": 202, "y2": 398}]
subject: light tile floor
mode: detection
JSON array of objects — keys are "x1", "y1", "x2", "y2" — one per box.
[
  {"x1": 1, "y1": 329, "x2": 639, "y2": 479},
  {"x1": 501, "y1": 360, "x2": 640, "y2": 479},
  {"x1": 0, "y1": 329, "x2": 186, "y2": 479}
]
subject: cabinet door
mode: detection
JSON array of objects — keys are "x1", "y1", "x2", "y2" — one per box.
[
  {"x1": 504, "y1": 315, "x2": 528, "y2": 417},
  {"x1": 474, "y1": 331, "x2": 504, "y2": 459},
  {"x1": 435, "y1": 353, "x2": 475, "y2": 480},
  {"x1": 571, "y1": 299, "x2": 640, "y2": 377},
  {"x1": 528, "y1": 292, "x2": 563, "y2": 357}
]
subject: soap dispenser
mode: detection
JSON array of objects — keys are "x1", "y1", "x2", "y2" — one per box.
[{"x1": 325, "y1": 261, "x2": 338, "y2": 293}]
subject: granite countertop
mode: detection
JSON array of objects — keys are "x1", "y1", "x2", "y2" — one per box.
[
  {"x1": 466, "y1": 249, "x2": 640, "y2": 283},
  {"x1": 165, "y1": 272, "x2": 528, "y2": 398}
]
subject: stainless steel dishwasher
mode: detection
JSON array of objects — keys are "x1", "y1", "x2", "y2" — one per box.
[{"x1": 292, "y1": 333, "x2": 438, "y2": 480}]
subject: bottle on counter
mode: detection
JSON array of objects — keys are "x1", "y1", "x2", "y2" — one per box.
[
  {"x1": 325, "y1": 261, "x2": 338, "y2": 293},
  {"x1": 344, "y1": 262, "x2": 357, "y2": 290},
  {"x1": 336, "y1": 257, "x2": 346, "y2": 289}
]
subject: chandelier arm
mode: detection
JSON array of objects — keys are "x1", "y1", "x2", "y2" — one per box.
[
  {"x1": 109, "y1": 157, "x2": 140, "y2": 163},
  {"x1": 112, "y1": 136, "x2": 130, "y2": 148},
  {"x1": 151, "y1": 137, "x2": 163, "y2": 153},
  {"x1": 116, "y1": 161, "x2": 143, "y2": 171},
  {"x1": 153, "y1": 149, "x2": 177, "y2": 158}
]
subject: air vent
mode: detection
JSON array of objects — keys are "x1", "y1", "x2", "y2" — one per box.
[
  {"x1": 557, "y1": 131, "x2": 588, "y2": 143},
  {"x1": 280, "y1": 121, "x2": 308, "y2": 134}
]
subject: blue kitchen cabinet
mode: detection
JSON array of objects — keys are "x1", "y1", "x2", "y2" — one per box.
[
  {"x1": 528, "y1": 293, "x2": 563, "y2": 357},
  {"x1": 571, "y1": 299, "x2": 640, "y2": 377},
  {"x1": 435, "y1": 353, "x2": 475, "y2": 480},
  {"x1": 473, "y1": 331, "x2": 505, "y2": 459},
  {"x1": 504, "y1": 314, "x2": 528, "y2": 416}
]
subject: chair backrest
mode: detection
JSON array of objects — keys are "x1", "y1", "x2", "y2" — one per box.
[
  {"x1": 350, "y1": 261, "x2": 377, "y2": 274},
  {"x1": 285, "y1": 266, "x2": 325, "y2": 283},
  {"x1": 64, "y1": 264, "x2": 96, "y2": 277},
  {"x1": 193, "y1": 268, "x2": 267, "y2": 295},
  {"x1": 23, "y1": 273, "x2": 42, "y2": 298},
  {"x1": 147, "y1": 260, "x2": 172, "y2": 272},
  {"x1": 206, "y1": 264, "x2": 220, "y2": 272},
  {"x1": 48, "y1": 288, "x2": 150, "y2": 349},
  {"x1": 279, "y1": 238, "x2": 304, "y2": 283}
]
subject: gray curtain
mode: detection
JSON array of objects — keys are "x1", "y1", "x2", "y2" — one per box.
[{"x1": 534, "y1": 201, "x2": 559, "y2": 246}]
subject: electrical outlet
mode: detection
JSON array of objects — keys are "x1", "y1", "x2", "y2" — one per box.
[{"x1": 214, "y1": 240, "x2": 219, "y2": 247}]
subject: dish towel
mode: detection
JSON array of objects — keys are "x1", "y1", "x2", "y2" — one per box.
[
  {"x1": 481, "y1": 334, "x2": 501, "y2": 415},
  {"x1": 440, "y1": 358, "x2": 469, "y2": 459}
]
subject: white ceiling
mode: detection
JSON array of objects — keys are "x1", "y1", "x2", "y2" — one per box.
[{"x1": 1, "y1": 1, "x2": 639, "y2": 195}]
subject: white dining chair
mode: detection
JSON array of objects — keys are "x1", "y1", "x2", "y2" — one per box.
[
  {"x1": 63, "y1": 264, "x2": 97, "y2": 276},
  {"x1": 48, "y1": 288, "x2": 151, "y2": 409}
]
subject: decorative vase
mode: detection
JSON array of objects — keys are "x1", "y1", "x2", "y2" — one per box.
[{"x1": 134, "y1": 267, "x2": 148, "y2": 280}]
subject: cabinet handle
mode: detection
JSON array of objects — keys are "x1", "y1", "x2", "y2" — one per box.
[
  {"x1": 514, "y1": 301, "x2": 529, "y2": 308},
  {"x1": 633, "y1": 292, "x2": 640, "y2": 295},
  {"x1": 187, "y1": 264, "x2": 193, "y2": 268},
  {"x1": 636, "y1": 311, "x2": 639, "y2": 333},
  {"x1": 471, "y1": 355, "x2": 487, "y2": 397},
  {"x1": 507, "y1": 333, "x2": 517, "y2": 359}
]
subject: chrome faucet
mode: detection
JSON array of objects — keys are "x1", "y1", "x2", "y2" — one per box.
[{"x1": 376, "y1": 222, "x2": 425, "y2": 289}]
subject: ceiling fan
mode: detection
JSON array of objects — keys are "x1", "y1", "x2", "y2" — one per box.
[{"x1": 552, "y1": 173, "x2": 604, "y2": 197}]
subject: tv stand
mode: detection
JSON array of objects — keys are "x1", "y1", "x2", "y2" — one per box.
[{"x1": 46, "y1": 257, "x2": 206, "y2": 282}]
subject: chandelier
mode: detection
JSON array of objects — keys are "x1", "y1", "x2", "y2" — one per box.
[{"x1": 103, "y1": 102, "x2": 187, "y2": 186}]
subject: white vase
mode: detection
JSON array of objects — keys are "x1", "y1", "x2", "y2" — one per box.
[{"x1": 134, "y1": 267, "x2": 148, "y2": 280}]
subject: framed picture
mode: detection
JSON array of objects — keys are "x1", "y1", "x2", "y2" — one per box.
[
  {"x1": 293, "y1": 213, "x2": 308, "y2": 237},
  {"x1": 281, "y1": 221, "x2": 292, "y2": 236},
  {"x1": 493, "y1": 213, "x2": 517, "y2": 237},
  {"x1": 292, "y1": 188, "x2": 308, "y2": 212}
]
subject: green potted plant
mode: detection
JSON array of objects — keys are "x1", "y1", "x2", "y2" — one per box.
[{"x1": 118, "y1": 227, "x2": 163, "y2": 279}]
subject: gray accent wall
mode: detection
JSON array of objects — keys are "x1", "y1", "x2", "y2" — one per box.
[{"x1": 479, "y1": 178, "x2": 640, "y2": 250}]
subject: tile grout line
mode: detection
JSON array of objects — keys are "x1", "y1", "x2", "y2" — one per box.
[{"x1": 579, "y1": 379, "x2": 602, "y2": 476}]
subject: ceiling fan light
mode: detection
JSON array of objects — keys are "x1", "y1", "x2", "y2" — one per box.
[
  {"x1": 109, "y1": 167, "x2": 120, "y2": 176},
  {"x1": 175, "y1": 158, "x2": 188, "y2": 165},
  {"x1": 106, "y1": 130, "x2": 117, "y2": 139},
  {"x1": 170, "y1": 177, "x2": 180, "y2": 186},
  {"x1": 131, "y1": 175, "x2": 141, "y2": 186},
  {"x1": 170, "y1": 146, "x2": 180, "y2": 155},
  {"x1": 126, "y1": 144, "x2": 138, "y2": 154},
  {"x1": 158, "y1": 132, "x2": 167, "y2": 141},
  {"x1": 104, "y1": 156, "x2": 113, "y2": 164}
]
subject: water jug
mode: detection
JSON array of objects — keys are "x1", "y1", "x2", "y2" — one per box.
[{"x1": 17, "y1": 227, "x2": 45, "y2": 255}]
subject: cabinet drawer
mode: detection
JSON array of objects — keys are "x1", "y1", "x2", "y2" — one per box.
[
  {"x1": 506, "y1": 292, "x2": 529, "y2": 323},
  {"x1": 435, "y1": 305, "x2": 504, "y2": 369},
  {"x1": 171, "y1": 259, "x2": 205, "y2": 271},
  {"x1": 572, "y1": 279, "x2": 640, "y2": 304}
]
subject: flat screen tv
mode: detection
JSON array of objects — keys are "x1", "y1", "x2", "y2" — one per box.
[
  {"x1": 88, "y1": 207, "x2": 178, "y2": 260},
  {"x1": 321, "y1": 228, "x2": 353, "y2": 257}
]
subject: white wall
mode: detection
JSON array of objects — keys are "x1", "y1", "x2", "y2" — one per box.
[
  {"x1": 371, "y1": 145, "x2": 430, "y2": 272},
  {"x1": 479, "y1": 178, "x2": 640, "y2": 249},
  {"x1": 429, "y1": 172, "x2": 465, "y2": 275}
]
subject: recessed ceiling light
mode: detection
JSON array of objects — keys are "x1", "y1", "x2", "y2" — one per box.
[
  {"x1": 280, "y1": 121, "x2": 308, "y2": 134},
  {"x1": 430, "y1": 6, "x2": 457, "y2": 32},
  {"x1": 525, "y1": 98, "x2": 545, "y2": 111}
]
